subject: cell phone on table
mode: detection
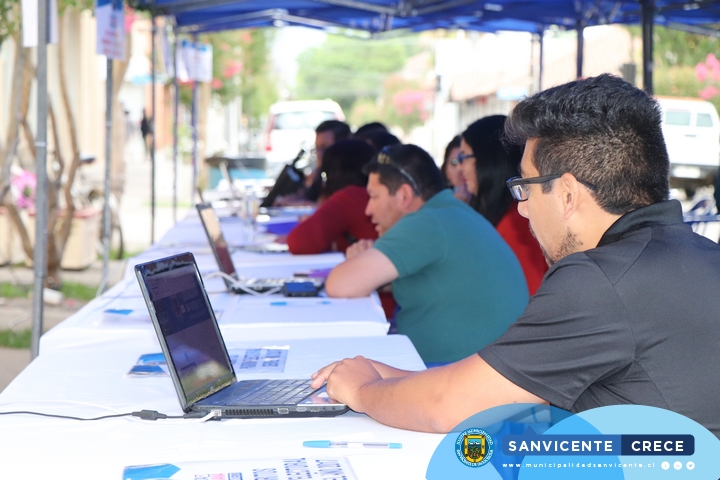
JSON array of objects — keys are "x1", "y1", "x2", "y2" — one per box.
[{"x1": 281, "y1": 281, "x2": 319, "y2": 297}]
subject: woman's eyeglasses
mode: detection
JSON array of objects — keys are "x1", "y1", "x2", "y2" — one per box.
[
  {"x1": 451, "y1": 152, "x2": 475, "y2": 166},
  {"x1": 377, "y1": 147, "x2": 420, "y2": 194}
]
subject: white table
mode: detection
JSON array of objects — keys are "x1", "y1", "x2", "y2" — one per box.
[
  {"x1": 0, "y1": 336, "x2": 442, "y2": 480},
  {"x1": 39, "y1": 212, "x2": 388, "y2": 354}
]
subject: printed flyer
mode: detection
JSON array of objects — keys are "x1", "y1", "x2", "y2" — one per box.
[
  {"x1": 123, "y1": 457, "x2": 356, "y2": 480},
  {"x1": 126, "y1": 347, "x2": 288, "y2": 376}
]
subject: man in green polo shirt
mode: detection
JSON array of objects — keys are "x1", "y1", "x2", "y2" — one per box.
[{"x1": 325, "y1": 144, "x2": 528, "y2": 364}]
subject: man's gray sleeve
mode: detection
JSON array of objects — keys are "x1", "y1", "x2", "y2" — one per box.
[{"x1": 479, "y1": 253, "x2": 635, "y2": 409}]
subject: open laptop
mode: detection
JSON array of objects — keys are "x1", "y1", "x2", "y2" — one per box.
[
  {"x1": 134, "y1": 252, "x2": 348, "y2": 419},
  {"x1": 195, "y1": 202, "x2": 322, "y2": 294}
]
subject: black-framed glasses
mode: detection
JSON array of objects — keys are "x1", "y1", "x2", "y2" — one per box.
[
  {"x1": 377, "y1": 146, "x2": 420, "y2": 194},
  {"x1": 506, "y1": 174, "x2": 596, "y2": 202},
  {"x1": 451, "y1": 152, "x2": 474, "y2": 166}
]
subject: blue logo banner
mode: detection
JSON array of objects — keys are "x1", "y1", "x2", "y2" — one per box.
[{"x1": 426, "y1": 404, "x2": 719, "y2": 480}]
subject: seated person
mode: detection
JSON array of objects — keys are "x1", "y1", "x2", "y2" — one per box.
[
  {"x1": 460, "y1": 115, "x2": 548, "y2": 295},
  {"x1": 440, "y1": 135, "x2": 469, "y2": 202},
  {"x1": 310, "y1": 75, "x2": 720, "y2": 438},
  {"x1": 324, "y1": 144, "x2": 529, "y2": 364},
  {"x1": 305, "y1": 120, "x2": 353, "y2": 202},
  {"x1": 354, "y1": 121, "x2": 389, "y2": 137},
  {"x1": 276, "y1": 120, "x2": 351, "y2": 206},
  {"x1": 287, "y1": 140, "x2": 377, "y2": 255},
  {"x1": 356, "y1": 131, "x2": 401, "y2": 153}
]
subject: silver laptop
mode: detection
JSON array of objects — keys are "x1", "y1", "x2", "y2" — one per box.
[
  {"x1": 134, "y1": 252, "x2": 348, "y2": 419},
  {"x1": 196, "y1": 202, "x2": 321, "y2": 294}
]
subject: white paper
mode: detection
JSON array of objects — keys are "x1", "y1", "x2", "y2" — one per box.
[
  {"x1": 126, "y1": 347, "x2": 289, "y2": 376},
  {"x1": 123, "y1": 457, "x2": 357, "y2": 480}
]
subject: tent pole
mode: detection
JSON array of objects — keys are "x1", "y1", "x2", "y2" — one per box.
[
  {"x1": 172, "y1": 26, "x2": 179, "y2": 222},
  {"x1": 538, "y1": 30, "x2": 544, "y2": 91},
  {"x1": 150, "y1": 15, "x2": 157, "y2": 245},
  {"x1": 641, "y1": 0, "x2": 654, "y2": 94},
  {"x1": 31, "y1": 0, "x2": 49, "y2": 359},
  {"x1": 100, "y1": 59, "x2": 113, "y2": 293},
  {"x1": 576, "y1": 20, "x2": 584, "y2": 79}
]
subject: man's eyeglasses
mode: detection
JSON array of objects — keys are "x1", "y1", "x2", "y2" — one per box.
[
  {"x1": 451, "y1": 152, "x2": 474, "y2": 166},
  {"x1": 506, "y1": 174, "x2": 596, "y2": 202},
  {"x1": 377, "y1": 147, "x2": 420, "y2": 194}
]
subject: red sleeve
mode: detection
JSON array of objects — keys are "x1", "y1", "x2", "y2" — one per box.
[
  {"x1": 496, "y1": 208, "x2": 549, "y2": 296},
  {"x1": 287, "y1": 186, "x2": 376, "y2": 255}
]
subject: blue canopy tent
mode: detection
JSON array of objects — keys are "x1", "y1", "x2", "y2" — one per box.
[{"x1": 28, "y1": 0, "x2": 720, "y2": 357}]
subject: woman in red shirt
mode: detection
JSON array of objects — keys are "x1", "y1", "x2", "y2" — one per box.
[
  {"x1": 287, "y1": 139, "x2": 377, "y2": 255},
  {"x1": 459, "y1": 115, "x2": 548, "y2": 295}
]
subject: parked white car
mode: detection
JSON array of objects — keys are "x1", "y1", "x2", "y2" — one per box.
[
  {"x1": 657, "y1": 96, "x2": 720, "y2": 197},
  {"x1": 264, "y1": 100, "x2": 345, "y2": 177}
]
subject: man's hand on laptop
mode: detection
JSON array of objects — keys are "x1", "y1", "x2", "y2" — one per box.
[
  {"x1": 311, "y1": 356, "x2": 381, "y2": 412},
  {"x1": 346, "y1": 239, "x2": 374, "y2": 260}
]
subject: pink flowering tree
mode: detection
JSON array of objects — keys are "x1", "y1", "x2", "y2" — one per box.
[
  {"x1": 381, "y1": 75, "x2": 432, "y2": 136},
  {"x1": 696, "y1": 53, "x2": 720, "y2": 101}
]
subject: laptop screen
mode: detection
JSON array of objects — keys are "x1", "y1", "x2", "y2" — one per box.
[
  {"x1": 137, "y1": 253, "x2": 235, "y2": 407},
  {"x1": 197, "y1": 203, "x2": 237, "y2": 285}
]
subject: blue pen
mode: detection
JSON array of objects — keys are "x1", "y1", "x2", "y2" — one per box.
[
  {"x1": 270, "y1": 300, "x2": 331, "y2": 306},
  {"x1": 303, "y1": 440, "x2": 401, "y2": 449}
]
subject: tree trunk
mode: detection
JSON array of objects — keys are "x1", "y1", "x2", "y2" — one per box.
[
  {"x1": 0, "y1": 35, "x2": 26, "y2": 203},
  {"x1": 54, "y1": 18, "x2": 81, "y2": 262},
  {"x1": 1, "y1": 36, "x2": 35, "y2": 262},
  {"x1": 110, "y1": 32, "x2": 132, "y2": 202}
]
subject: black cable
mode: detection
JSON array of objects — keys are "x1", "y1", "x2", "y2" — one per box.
[
  {"x1": 0, "y1": 409, "x2": 199, "y2": 421},
  {"x1": 0, "y1": 411, "x2": 134, "y2": 421}
]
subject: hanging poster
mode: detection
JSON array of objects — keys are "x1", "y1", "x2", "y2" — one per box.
[{"x1": 96, "y1": 0, "x2": 125, "y2": 60}]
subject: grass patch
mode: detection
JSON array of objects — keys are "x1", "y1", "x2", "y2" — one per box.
[
  {"x1": 0, "y1": 282, "x2": 30, "y2": 299},
  {"x1": 100, "y1": 247, "x2": 144, "y2": 260},
  {"x1": 0, "y1": 329, "x2": 31, "y2": 349},
  {"x1": 59, "y1": 281, "x2": 97, "y2": 301}
]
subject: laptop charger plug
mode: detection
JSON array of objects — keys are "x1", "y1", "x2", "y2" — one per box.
[{"x1": 132, "y1": 410, "x2": 169, "y2": 421}]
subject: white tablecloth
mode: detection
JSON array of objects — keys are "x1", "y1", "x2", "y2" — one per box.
[{"x1": 0, "y1": 336, "x2": 441, "y2": 480}]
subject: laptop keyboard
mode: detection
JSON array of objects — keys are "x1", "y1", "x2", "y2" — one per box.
[
  {"x1": 228, "y1": 379, "x2": 316, "y2": 406},
  {"x1": 244, "y1": 277, "x2": 323, "y2": 288}
]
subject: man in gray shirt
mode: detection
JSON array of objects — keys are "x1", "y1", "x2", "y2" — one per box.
[{"x1": 310, "y1": 74, "x2": 720, "y2": 438}]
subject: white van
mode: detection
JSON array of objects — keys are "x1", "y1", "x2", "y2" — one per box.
[
  {"x1": 264, "y1": 100, "x2": 345, "y2": 176},
  {"x1": 657, "y1": 96, "x2": 720, "y2": 196}
]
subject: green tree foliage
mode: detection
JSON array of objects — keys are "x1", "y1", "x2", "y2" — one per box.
[
  {"x1": 0, "y1": 0, "x2": 20, "y2": 46},
  {"x1": 0, "y1": 0, "x2": 93, "y2": 47},
  {"x1": 627, "y1": 25, "x2": 720, "y2": 111},
  {"x1": 651, "y1": 26, "x2": 719, "y2": 69},
  {"x1": 237, "y1": 28, "x2": 278, "y2": 127},
  {"x1": 652, "y1": 26, "x2": 720, "y2": 112},
  {"x1": 178, "y1": 28, "x2": 277, "y2": 128},
  {"x1": 295, "y1": 34, "x2": 417, "y2": 113}
]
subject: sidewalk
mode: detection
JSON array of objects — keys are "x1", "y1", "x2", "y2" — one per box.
[
  {"x1": 0, "y1": 259, "x2": 125, "y2": 392},
  {"x1": 0, "y1": 135, "x2": 195, "y2": 393}
]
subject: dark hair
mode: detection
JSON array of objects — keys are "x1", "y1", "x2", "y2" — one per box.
[
  {"x1": 462, "y1": 115, "x2": 522, "y2": 226},
  {"x1": 440, "y1": 135, "x2": 461, "y2": 181},
  {"x1": 505, "y1": 74, "x2": 670, "y2": 214},
  {"x1": 315, "y1": 120, "x2": 352, "y2": 142},
  {"x1": 320, "y1": 139, "x2": 376, "y2": 197},
  {"x1": 358, "y1": 131, "x2": 401, "y2": 152},
  {"x1": 363, "y1": 144, "x2": 447, "y2": 201},
  {"x1": 355, "y1": 121, "x2": 388, "y2": 137}
]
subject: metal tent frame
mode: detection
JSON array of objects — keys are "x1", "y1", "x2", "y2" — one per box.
[{"x1": 29, "y1": 0, "x2": 720, "y2": 357}]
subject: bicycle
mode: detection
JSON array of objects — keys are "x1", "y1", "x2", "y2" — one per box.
[{"x1": 70, "y1": 155, "x2": 125, "y2": 260}]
